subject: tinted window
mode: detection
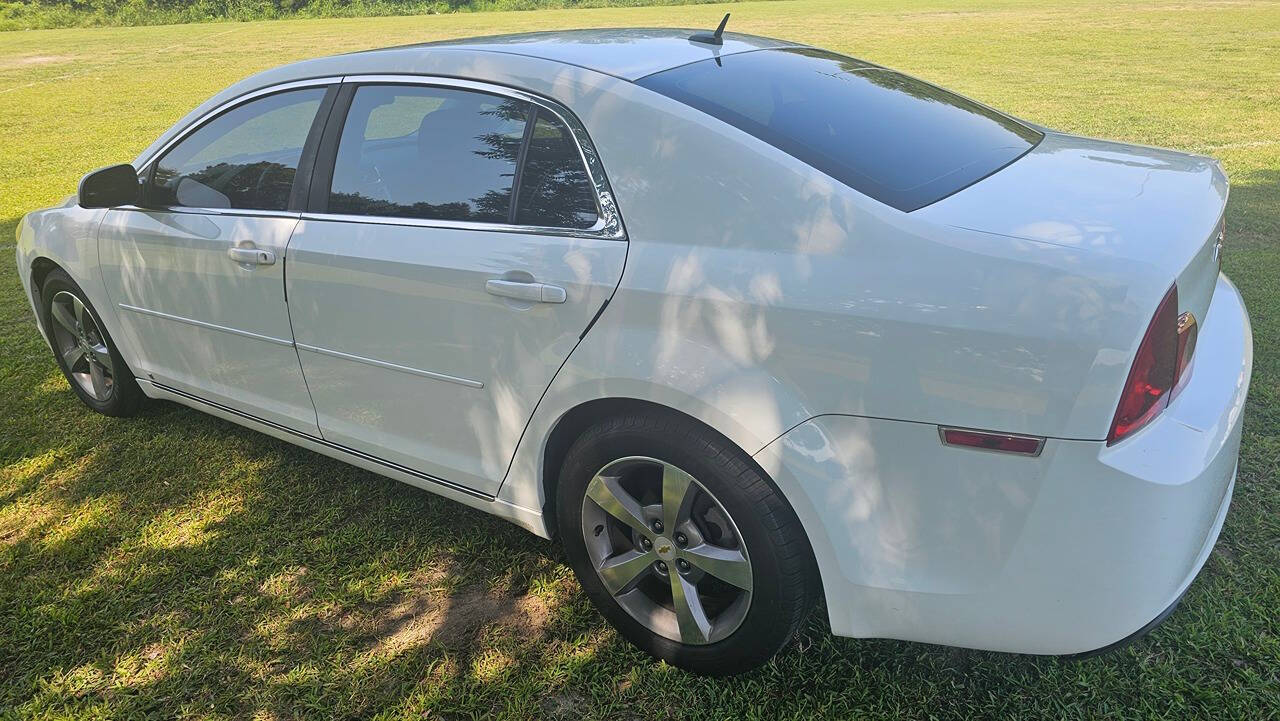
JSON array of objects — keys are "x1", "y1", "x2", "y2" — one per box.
[
  {"x1": 151, "y1": 88, "x2": 324, "y2": 211},
  {"x1": 637, "y1": 48, "x2": 1043, "y2": 212},
  {"x1": 515, "y1": 111, "x2": 598, "y2": 229},
  {"x1": 328, "y1": 85, "x2": 529, "y2": 223}
]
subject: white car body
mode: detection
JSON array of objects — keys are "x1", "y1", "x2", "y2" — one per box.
[{"x1": 15, "y1": 30, "x2": 1251, "y2": 656}]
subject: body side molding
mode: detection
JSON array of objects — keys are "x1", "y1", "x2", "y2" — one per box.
[{"x1": 149, "y1": 380, "x2": 495, "y2": 501}]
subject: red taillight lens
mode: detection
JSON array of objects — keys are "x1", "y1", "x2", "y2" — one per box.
[{"x1": 1108, "y1": 285, "x2": 1180, "y2": 445}]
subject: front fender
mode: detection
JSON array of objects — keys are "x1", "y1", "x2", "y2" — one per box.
[{"x1": 15, "y1": 201, "x2": 123, "y2": 361}]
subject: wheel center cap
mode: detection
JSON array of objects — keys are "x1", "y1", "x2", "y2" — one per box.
[{"x1": 653, "y1": 536, "x2": 675, "y2": 559}]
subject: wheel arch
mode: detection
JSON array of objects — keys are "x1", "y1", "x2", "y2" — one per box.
[
  {"x1": 27, "y1": 255, "x2": 146, "y2": 390},
  {"x1": 30, "y1": 255, "x2": 62, "y2": 291},
  {"x1": 27, "y1": 256, "x2": 69, "y2": 343},
  {"x1": 540, "y1": 397, "x2": 664, "y2": 531},
  {"x1": 29, "y1": 255, "x2": 62, "y2": 304},
  {"x1": 537, "y1": 397, "x2": 820, "y2": 591},
  {"x1": 537, "y1": 395, "x2": 827, "y2": 651}
]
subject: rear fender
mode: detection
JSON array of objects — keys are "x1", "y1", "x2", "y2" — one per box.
[{"x1": 497, "y1": 312, "x2": 815, "y2": 533}]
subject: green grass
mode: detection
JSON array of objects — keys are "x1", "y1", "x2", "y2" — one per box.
[
  {"x1": 2, "y1": 0, "x2": 1279, "y2": 717},
  {"x1": 0, "y1": 0, "x2": 757, "y2": 32}
]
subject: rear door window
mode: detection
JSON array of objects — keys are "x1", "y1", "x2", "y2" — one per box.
[
  {"x1": 327, "y1": 85, "x2": 529, "y2": 223},
  {"x1": 515, "y1": 110, "x2": 599, "y2": 230},
  {"x1": 636, "y1": 48, "x2": 1043, "y2": 212}
]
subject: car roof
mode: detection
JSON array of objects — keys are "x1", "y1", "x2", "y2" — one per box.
[
  {"x1": 351, "y1": 28, "x2": 803, "y2": 81},
  {"x1": 134, "y1": 29, "x2": 805, "y2": 166}
]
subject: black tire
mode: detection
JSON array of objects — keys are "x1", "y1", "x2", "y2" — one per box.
[
  {"x1": 556, "y1": 411, "x2": 817, "y2": 676},
  {"x1": 40, "y1": 269, "x2": 144, "y2": 417}
]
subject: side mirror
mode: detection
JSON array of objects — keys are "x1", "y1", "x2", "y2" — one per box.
[{"x1": 78, "y1": 164, "x2": 140, "y2": 208}]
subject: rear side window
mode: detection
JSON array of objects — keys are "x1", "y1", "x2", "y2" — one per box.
[
  {"x1": 328, "y1": 85, "x2": 529, "y2": 223},
  {"x1": 636, "y1": 48, "x2": 1043, "y2": 212},
  {"x1": 516, "y1": 111, "x2": 599, "y2": 229},
  {"x1": 150, "y1": 88, "x2": 325, "y2": 211}
]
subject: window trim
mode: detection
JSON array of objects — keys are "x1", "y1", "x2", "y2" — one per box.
[
  {"x1": 506, "y1": 105, "x2": 539, "y2": 226},
  {"x1": 306, "y1": 74, "x2": 624, "y2": 240},
  {"x1": 291, "y1": 84, "x2": 343, "y2": 212},
  {"x1": 635, "y1": 49, "x2": 1044, "y2": 213},
  {"x1": 128, "y1": 74, "x2": 626, "y2": 241},
  {"x1": 132, "y1": 77, "x2": 345, "y2": 220}
]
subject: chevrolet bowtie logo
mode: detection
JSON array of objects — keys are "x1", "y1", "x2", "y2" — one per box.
[{"x1": 657, "y1": 543, "x2": 672, "y2": 555}]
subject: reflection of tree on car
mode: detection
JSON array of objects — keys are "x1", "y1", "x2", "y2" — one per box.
[
  {"x1": 333, "y1": 95, "x2": 596, "y2": 228},
  {"x1": 329, "y1": 193, "x2": 481, "y2": 222},
  {"x1": 154, "y1": 159, "x2": 295, "y2": 209}
]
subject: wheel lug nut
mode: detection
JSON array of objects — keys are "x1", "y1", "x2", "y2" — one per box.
[
  {"x1": 656, "y1": 561, "x2": 669, "y2": 573},
  {"x1": 674, "y1": 532, "x2": 687, "y2": 547},
  {"x1": 640, "y1": 537, "x2": 653, "y2": 551},
  {"x1": 651, "y1": 520, "x2": 663, "y2": 533},
  {"x1": 676, "y1": 558, "x2": 690, "y2": 573}
]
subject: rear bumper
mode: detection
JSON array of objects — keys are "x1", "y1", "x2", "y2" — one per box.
[
  {"x1": 1064, "y1": 582, "x2": 1189, "y2": 660},
  {"x1": 754, "y1": 273, "x2": 1251, "y2": 654}
]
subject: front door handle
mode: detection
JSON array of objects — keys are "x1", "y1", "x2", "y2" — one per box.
[
  {"x1": 485, "y1": 279, "x2": 567, "y2": 304},
  {"x1": 227, "y1": 246, "x2": 276, "y2": 266}
]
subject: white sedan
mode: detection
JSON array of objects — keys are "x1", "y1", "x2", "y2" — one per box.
[{"x1": 14, "y1": 26, "x2": 1252, "y2": 675}]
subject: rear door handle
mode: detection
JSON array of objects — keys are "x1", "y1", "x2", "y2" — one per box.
[
  {"x1": 485, "y1": 279, "x2": 567, "y2": 304},
  {"x1": 227, "y1": 246, "x2": 276, "y2": 266}
]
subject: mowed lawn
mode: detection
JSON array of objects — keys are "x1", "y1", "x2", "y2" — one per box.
[{"x1": 2, "y1": 0, "x2": 1279, "y2": 717}]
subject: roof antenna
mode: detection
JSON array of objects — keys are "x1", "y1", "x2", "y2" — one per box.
[{"x1": 690, "y1": 13, "x2": 730, "y2": 46}]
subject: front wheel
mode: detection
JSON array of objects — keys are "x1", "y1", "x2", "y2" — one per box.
[
  {"x1": 556, "y1": 412, "x2": 817, "y2": 675},
  {"x1": 41, "y1": 269, "x2": 143, "y2": 417}
]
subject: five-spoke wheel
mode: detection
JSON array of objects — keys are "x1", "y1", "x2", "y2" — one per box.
[
  {"x1": 48, "y1": 290, "x2": 116, "y2": 401},
  {"x1": 582, "y1": 456, "x2": 753, "y2": 645},
  {"x1": 558, "y1": 411, "x2": 817, "y2": 675},
  {"x1": 40, "y1": 269, "x2": 142, "y2": 416}
]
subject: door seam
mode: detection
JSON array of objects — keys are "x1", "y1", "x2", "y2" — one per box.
[
  {"x1": 281, "y1": 221, "x2": 325, "y2": 438},
  {"x1": 492, "y1": 237, "x2": 631, "y2": 498}
]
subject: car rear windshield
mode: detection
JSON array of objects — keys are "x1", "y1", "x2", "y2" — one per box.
[{"x1": 636, "y1": 48, "x2": 1043, "y2": 212}]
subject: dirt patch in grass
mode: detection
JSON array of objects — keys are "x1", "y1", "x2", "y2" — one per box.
[
  {"x1": 258, "y1": 565, "x2": 313, "y2": 603},
  {"x1": 335, "y1": 584, "x2": 552, "y2": 654},
  {"x1": 0, "y1": 55, "x2": 74, "y2": 69},
  {"x1": 540, "y1": 689, "x2": 590, "y2": 720}
]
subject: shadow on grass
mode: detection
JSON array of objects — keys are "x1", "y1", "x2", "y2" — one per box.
[
  {"x1": 0, "y1": 387, "x2": 1059, "y2": 719},
  {"x1": 1225, "y1": 169, "x2": 1280, "y2": 252},
  {"x1": 0, "y1": 304, "x2": 1056, "y2": 719},
  {"x1": 1, "y1": 383, "x2": 582, "y2": 716}
]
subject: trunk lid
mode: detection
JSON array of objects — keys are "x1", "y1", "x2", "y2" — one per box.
[{"x1": 915, "y1": 131, "x2": 1228, "y2": 325}]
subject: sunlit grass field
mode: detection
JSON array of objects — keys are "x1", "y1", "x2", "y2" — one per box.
[{"x1": 2, "y1": 1, "x2": 1278, "y2": 717}]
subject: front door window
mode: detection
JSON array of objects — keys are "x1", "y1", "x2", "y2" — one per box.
[{"x1": 149, "y1": 88, "x2": 325, "y2": 210}]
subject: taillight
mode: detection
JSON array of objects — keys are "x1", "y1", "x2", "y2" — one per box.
[{"x1": 1108, "y1": 285, "x2": 1192, "y2": 445}]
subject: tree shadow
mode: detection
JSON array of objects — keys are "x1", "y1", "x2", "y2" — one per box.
[
  {"x1": 0, "y1": 328, "x2": 1204, "y2": 720},
  {"x1": 3, "y1": 167, "x2": 1278, "y2": 717}
]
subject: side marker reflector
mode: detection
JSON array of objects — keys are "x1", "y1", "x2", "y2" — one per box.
[{"x1": 939, "y1": 427, "x2": 1045, "y2": 456}]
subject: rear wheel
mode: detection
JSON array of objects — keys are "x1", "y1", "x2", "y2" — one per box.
[
  {"x1": 556, "y1": 412, "x2": 816, "y2": 675},
  {"x1": 41, "y1": 269, "x2": 143, "y2": 417}
]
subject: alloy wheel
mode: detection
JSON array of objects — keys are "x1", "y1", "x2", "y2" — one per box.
[
  {"x1": 48, "y1": 290, "x2": 115, "y2": 401},
  {"x1": 580, "y1": 456, "x2": 753, "y2": 645}
]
